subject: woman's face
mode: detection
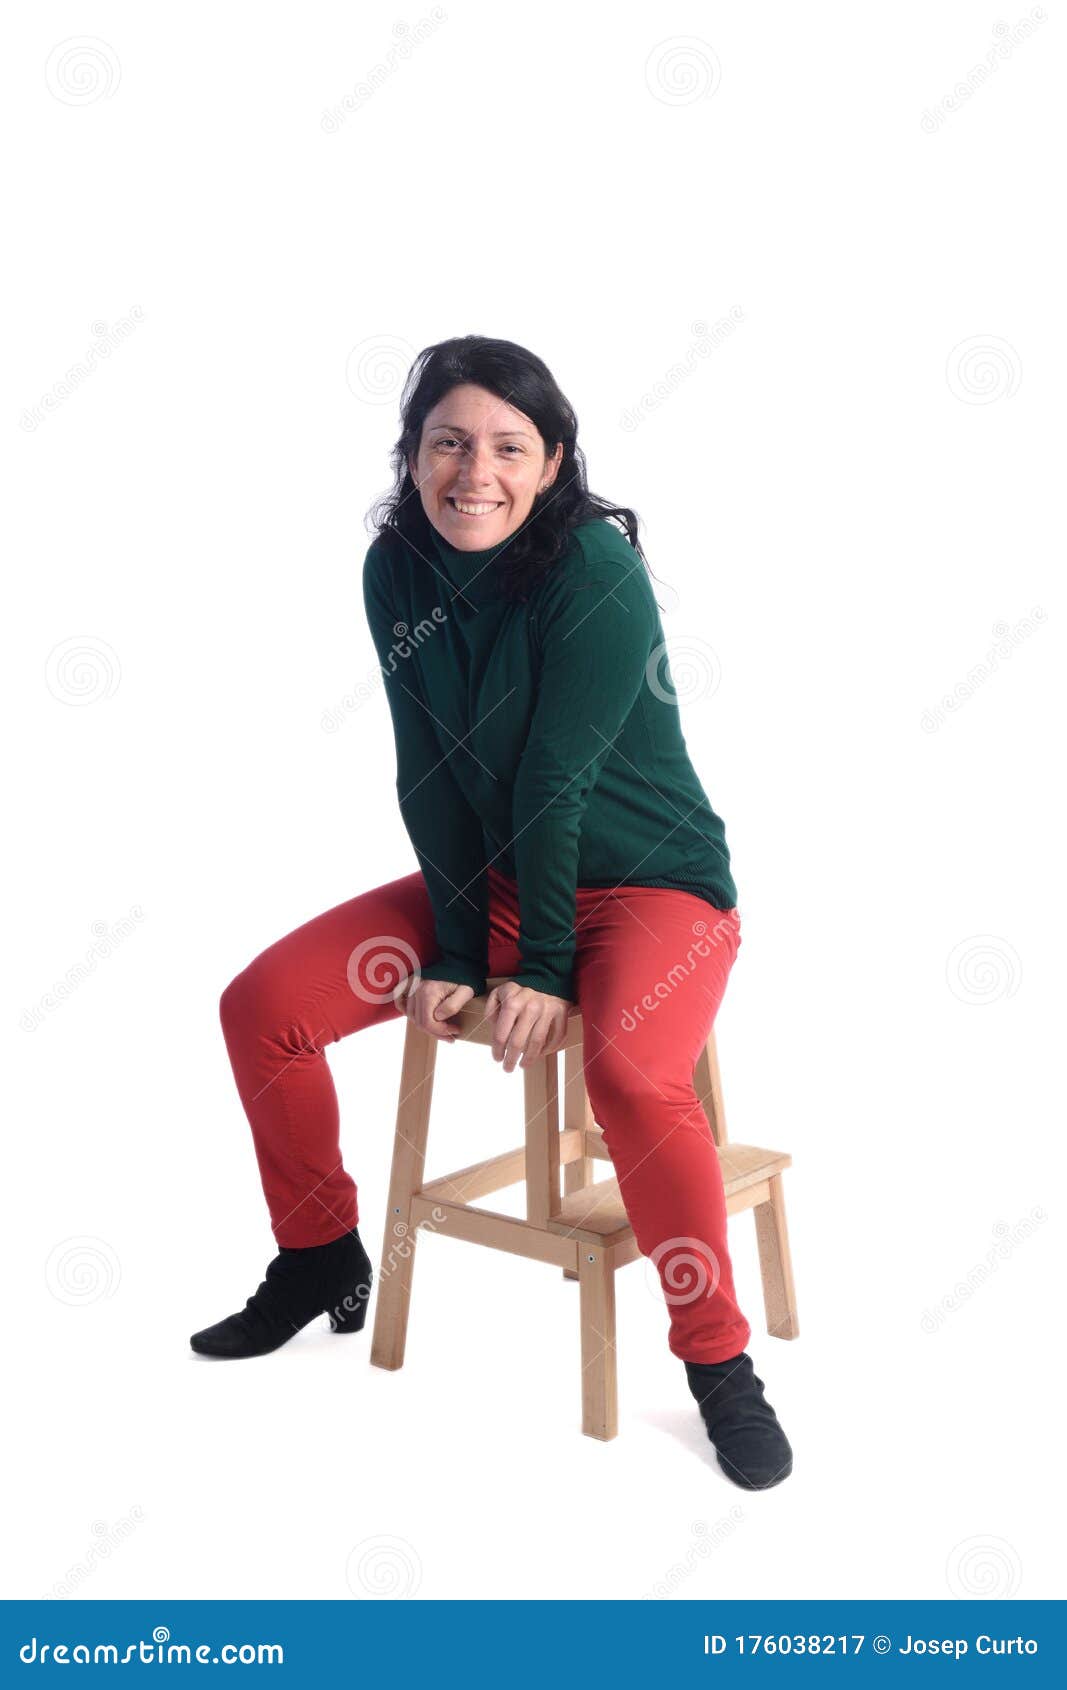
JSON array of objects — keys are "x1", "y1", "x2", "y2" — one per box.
[{"x1": 409, "y1": 382, "x2": 563, "y2": 550}]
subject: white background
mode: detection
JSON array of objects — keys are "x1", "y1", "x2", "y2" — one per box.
[{"x1": 3, "y1": 1, "x2": 1062, "y2": 1602}]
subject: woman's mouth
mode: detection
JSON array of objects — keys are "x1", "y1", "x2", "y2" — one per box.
[{"x1": 447, "y1": 497, "x2": 504, "y2": 518}]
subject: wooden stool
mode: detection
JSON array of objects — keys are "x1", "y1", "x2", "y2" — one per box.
[{"x1": 370, "y1": 977, "x2": 799, "y2": 1439}]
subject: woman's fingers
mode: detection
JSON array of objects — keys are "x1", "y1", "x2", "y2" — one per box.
[
  {"x1": 522, "y1": 1009, "x2": 570, "y2": 1065},
  {"x1": 518, "y1": 1015, "x2": 556, "y2": 1067},
  {"x1": 400, "y1": 982, "x2": 569, "y2": 1071},
  {"x1": 394, "y1": 978, "x2": 457, "y2": 1041},
  {"x1": 432, "y1": 986, "x2": 467, "y2": 1021},
  {"x1": 503, "y1": 1006, "x2": 545, "y2": 1072}
]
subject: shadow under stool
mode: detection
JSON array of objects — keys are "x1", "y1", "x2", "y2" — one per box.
[{"x1": 370, "y1": 976, "x2": 799, "y2": 1439}]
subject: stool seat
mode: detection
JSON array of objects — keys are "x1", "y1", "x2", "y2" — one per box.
[{"x1": 370, "y1": 978, "x2": 799, "y2": 1440}]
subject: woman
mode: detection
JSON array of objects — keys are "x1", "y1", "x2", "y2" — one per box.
[{"x1": 190, "y1": 335, "x2": 793, "y2": 1491}]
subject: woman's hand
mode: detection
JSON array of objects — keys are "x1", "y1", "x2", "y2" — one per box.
[
  {"x1": 483, "y1": 981, "x2": 572, "y2": 1073},
  {"x1": 392, "y1": 975, "x2": 475, "y2": 1042}
]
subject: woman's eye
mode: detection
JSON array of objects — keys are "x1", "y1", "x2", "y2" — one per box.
[{"x1": 433, "y1": 439, "x2": 524, "y2": 452}]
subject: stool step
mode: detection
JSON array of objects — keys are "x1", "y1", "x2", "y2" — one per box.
[
  {"x1": 719, "y1": 1142, "x2": 792, "y2": 1195},
  {"x1": 548, "y1": 1178, "x2": 632, "y2": 1242},
  {"x1": 546, "y1": 1143, "x2": 792, "y2": 1246}
]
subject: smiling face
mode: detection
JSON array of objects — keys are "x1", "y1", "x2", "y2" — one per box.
[{"x1": 409, "y1": 382, "x2": 563, "y2": 550}]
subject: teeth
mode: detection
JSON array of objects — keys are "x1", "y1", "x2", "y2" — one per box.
[{"x1": 451, "y1": 499, "x2": 500, "y2": 515}]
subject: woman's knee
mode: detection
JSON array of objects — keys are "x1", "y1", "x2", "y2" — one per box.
[
  {"x1": 585, "y1": 1053, "x2": 658, "y2": 1129},
  {"x1": 585, "y1": 1051, "x2": 710, "y2": 1144},
  {"x1": 219, "y1": 959, "x2": 286, "y2": 1041}
]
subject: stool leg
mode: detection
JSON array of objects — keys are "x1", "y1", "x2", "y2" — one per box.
[
  {"x1": 563, "y1": 1041, "x2": 594, "y2": 1281},
  {"x1": 562, "y1": 1151, "x2": 593, "y2": 1282},
  {"x1": 578, "y1": 1243, "x2": 618, "y2": 1440},
  {"x1": 370, "y1": 1022, "x2": 436, "y2": 1371},
  {"x1": 753, "y1": 1171, "x2": 800, "y2": 1339}
]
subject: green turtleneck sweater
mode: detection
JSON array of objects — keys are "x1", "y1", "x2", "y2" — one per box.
[{"x1": 361, "y1": 515, "x2": 737, "y2": 1002}]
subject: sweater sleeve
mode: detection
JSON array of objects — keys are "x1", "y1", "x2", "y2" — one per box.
[
  {"x1": 362, "y1": 538, "x2": 490, "y2": 996},
  {"x1": 509, "y1": 553, "x2": 658, "y2": 1001}
]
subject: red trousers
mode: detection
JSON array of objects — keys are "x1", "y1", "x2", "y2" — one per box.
[{"x1": 218, "y1": 864, "x2": 750, "y2": 1364}]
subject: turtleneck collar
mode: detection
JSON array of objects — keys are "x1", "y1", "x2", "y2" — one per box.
[{"x1": 424, "y1": 520, "x2": 511, "y2": 609}]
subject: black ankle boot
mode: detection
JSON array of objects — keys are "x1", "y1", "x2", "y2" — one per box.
[
  {"x1": 684, "y1": 1351, "x2": 793, "y2": 1490},
  {"x1": 189, "y1": 1226, "x2": 374, "y2": 1359}
]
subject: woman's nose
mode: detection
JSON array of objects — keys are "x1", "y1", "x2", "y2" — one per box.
[{"x1": 458, "y1": 444, "x2": 495, "y2": 483}]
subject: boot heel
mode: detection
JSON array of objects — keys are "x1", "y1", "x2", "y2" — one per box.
[{"x1": 328, "y1": 1284, "x2": 371, "y2": 1333}]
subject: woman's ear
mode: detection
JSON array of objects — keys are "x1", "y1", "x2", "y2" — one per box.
[{"x1": 541, "y1": 442, "x2": 564, "y2": 492}]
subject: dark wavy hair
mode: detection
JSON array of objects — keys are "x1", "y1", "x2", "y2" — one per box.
[{"x1": 366, "y1": 334, "x2": 654, "y2": 605}]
